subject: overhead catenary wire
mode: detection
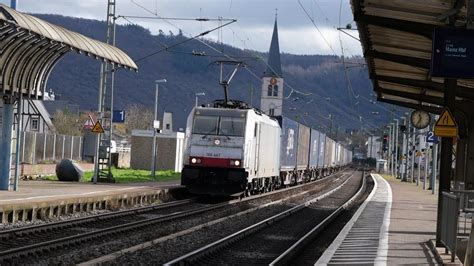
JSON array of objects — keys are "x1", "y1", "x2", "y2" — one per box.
[
  {"x1": 226, "y1": 8, "x2": 372, "y2": 129},
  {"x1": 298, "y1": 0, "x2": 368, "y2": 129},
  {"x1": 129, "y1": 0, "x2": 376, "y2": 132},
  {"x1": 133, "y1": 19, "x2": 237, "y2": 62},
  {"x1": 129, "y1": 0, "x2": 318, "y2": 103},
  {"x1": 118, "y1": 15, "x2": 234, "y2": 22},
  {"x1": 297, "y1": 0, "x2": 338, "y2": 56},
  {"x1": 119, "y1": 16, "x2": 257, "y2": 60}
]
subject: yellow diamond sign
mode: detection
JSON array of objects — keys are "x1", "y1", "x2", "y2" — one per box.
[{"x1": 434, "y1": 108, "x2": 457, "y2": 137}]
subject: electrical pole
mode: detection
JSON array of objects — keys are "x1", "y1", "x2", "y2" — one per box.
[
  {"x1": 388, "y1": 123, "x2": 393, "y2": 175},
  {"x1": 394, "y1": 118, "x2": 399, "y2": 178},
  {"x1": 411, "y1": 127, "x2": 416, "y2": 182},
  {"x1": 93, "y1": 0, "x2": 116, "y2": 183},
  {"x1": 152, "y1": 79, "x2": 167, "y2": 178}
]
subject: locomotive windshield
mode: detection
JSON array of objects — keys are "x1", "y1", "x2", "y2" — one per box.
[
  {"x1": 219, "y1": 117, "x2": 245, "y2": 136},
  {"x1": 193, "y1": 115, "x2": 245, "y2": 136},
  {"x1": 193, "y1": 116, "x2": 219, "y2": 135}
]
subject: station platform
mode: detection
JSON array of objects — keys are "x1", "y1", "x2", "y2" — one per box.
[
  {"x1": 317, "y1": 173, "x2": 446, "y2": 265},
  {"x1": 0, "y1": 180, "x2": 182, "y2": 224}
]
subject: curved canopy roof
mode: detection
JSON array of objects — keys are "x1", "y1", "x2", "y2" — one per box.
[
  {"x1": 352, "y1": 0, "x2": 473, "y2": 115},
  {"x1": 0, "y1": 4, "x2": 137, "y2": 99}
]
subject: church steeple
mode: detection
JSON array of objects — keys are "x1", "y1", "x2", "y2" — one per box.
[
  {"x1": 264, "y1": 18, "x2": 282, "y2": 78},
  {"x1": 260, "y1": 16, "x2": 284, "y2": 117}
]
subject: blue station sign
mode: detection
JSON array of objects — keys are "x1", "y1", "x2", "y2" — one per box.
[
  {"x1": 426, "y1": 131, "x2": 439, "y2": 144},
  {"x1": 431, "y1": 27, "x2": 474, "y2": 78},
  {"x1": 112, "y1": 110, "x2": 125, "y2": 123}
]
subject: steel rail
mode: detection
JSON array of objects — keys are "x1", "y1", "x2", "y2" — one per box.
[
  {"x1": 163, "y1": 171, "x2": 358, "y2": 266},
  {"x1": 0, "y1": 169, "x2": 352, "y2": 263},
  {"x1": 0, "y1": 200, "x2": 230, "y2": 261},
  {"x1": 0, "y1": 198, "x2": 196, "y2": 239},
  {"x1": 77, "y1": 170, "x2": 354, "y2": 265},
  {"x1": 270, "y1": 171, "x2": 369, "y2": 265}
]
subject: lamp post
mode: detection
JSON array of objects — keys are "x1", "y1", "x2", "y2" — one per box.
[
  {"x1": 195, "y1": 92, "x2": 205, "y2": 107},
  {"x1": 389, "y1": 123, "x2": 393, "y2": 175},
  {"x1": 400, "y1": 116, "x2": 408, "y2": 181},
  {"x1": 394, "y1": 118, "x2": 399, "y2": 178},
  {"x1": 151, "y1": 79, "x2": 167, "y2": 178},
  {"x1": 329, "y1": 114, "x2": 333, "y2": 138}
]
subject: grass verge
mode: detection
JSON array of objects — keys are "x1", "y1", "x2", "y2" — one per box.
[{"x1": 43, "y1": 168, "x2": 180, "y2": 183}]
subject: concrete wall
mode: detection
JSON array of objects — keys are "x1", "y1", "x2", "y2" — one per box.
[{"x1": 130, "y1": 130, "x2": 184, "y2": 172}]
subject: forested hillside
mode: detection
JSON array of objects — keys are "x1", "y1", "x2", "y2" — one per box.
[{"x1": 40, "y1": 14, "x2": 388, "y2": 134}]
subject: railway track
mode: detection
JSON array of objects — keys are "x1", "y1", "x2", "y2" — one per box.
[
  {"x1": 0, "y1": 198, "x2": 215, "y2": 262},
  {"x1": 0, "y1": 170, "x2": 352, "y2": 264},
  {"x1": 164, "y1": 171, "x2": 367, "y2": 265}
]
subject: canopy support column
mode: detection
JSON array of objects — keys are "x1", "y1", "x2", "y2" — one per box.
[
  {"x1": 436, "y1": 78, "x2": 456, "y2": 246},
  {"x1": 0, "y1": 99, "x2": 14, "y2": 190}
]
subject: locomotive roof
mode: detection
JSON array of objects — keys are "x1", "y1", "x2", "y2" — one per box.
[{"x1": 194, "y1": 106, "x2": 249, "y2": 117}]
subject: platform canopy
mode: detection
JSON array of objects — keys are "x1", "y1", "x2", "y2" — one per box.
[
  {"x1": 0, "y1": 4, "x2": 138, "y2": 99},
  {"x1": 352, "y1": 0, "x2": 474, "y2": 114}
]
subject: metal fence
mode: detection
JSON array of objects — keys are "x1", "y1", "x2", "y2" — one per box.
[
  {"x1": 440, "y1": 192, "x2": 460, "y2": 262},
  {"x1": 20, "y1": 131, "x2": 83, "y2": 164}
]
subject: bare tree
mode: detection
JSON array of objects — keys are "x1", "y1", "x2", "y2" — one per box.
[
  {"x1": 124, "y1": 104, "x2": 154, "y2": 134},
  {"x1": 52, "y1": 110, "x2": 84, "y2": 136}
]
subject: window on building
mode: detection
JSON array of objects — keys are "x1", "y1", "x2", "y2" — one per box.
[
  {"x1": 273, "y1": 85, "x2": 279, "y2": 97},
  {"x1": 267, "y1": 85, "x2": 273, "y2": 96},
  {"x1": 269, "y1": 108, "x2": 275, "y2": 116},
  {"x1": 166, "y1": 124, "x2": 170, "y2": 130},
  {"x1": 31, "y1": 118, "x2": 39, "y2": 131}
]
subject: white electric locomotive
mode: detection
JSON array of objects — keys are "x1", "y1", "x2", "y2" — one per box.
[
  {"x1": 181, "y1": 102, "x2": 281, "y2": 195},
  {"x1": 181, "y1": 100, "x2": 353, "y2": 196}
]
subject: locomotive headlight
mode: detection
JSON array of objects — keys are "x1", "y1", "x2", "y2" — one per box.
[
  {"x1": 191, "y1": 158, "x2": 197, "y2": 164},
  {"x1": 234, "y1": 160, "x2": 240, "y2": 166},
  {"x1": 214, "y1": 139, "x2": 221, "y2": 145}
]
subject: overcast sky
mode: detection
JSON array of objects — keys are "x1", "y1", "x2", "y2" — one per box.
[{"x1": 1, "y1": 0, "x2": 362, "y2": 56}]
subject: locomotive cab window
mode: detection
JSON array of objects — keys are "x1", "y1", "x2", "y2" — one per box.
[
  {"x1": 219, "y1": 117, "x2": 245, "y2": 136},
  {"x1": 193, "y1": 116, "x2": 219, "y2": 135}
]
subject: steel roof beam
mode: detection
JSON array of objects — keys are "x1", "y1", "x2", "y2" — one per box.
[
  {"x1": 377, "y1": 97, "x2": 443, "y2": 114},
  {"x1": 353, "y1": 12, "x2": 434, "y2": 39},
  {"x1": 375, "y1": 75, "x2": 474, "y2": 100},
  {"x1": 365, "y1": 50, "x2": 431, "y2": 69},
  {"x1": 375, "y1": 86, "x2": 444, "y2": 106}
]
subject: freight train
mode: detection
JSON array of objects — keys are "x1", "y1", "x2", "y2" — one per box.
[{"x1": 181, "y1": 101, "x2": 352, "y2": 196}]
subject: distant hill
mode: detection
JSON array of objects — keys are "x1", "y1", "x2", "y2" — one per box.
[{"x1": 38, "y1": 14, "x2": 385, "y2": 134}]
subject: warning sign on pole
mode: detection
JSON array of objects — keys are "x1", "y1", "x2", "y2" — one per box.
[
  {"x1": 83, "y1": 114, "x2": 96, "y2": 130},
  {"x1": 91, "y1": 121, "x2": 105, "y2": 133},
  {"x1": 83, "y1": 118, "x2": 94, "y2": 130},
  {"x1": 434, "y1": 108, "x2": 458, "y2": 137}
]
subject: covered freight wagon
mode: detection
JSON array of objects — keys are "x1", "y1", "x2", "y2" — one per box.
[
  {"x1": 318, "y1": 132, "x2": 326, "y2": 169},
  {"x1": 309, "y1": 129, "x2": 321, "y2": 180},
  {"x1": 309, "y1": 129, "x2": 320, "y2": 169},
  {"x1": 324, "y1": 136, "x2": 334, "y2": 168},
  {"x1": 296, "y1": 124, "x2": 310, "y2": 170},
  {"x1": 296, "y1": 123, "x2": 310, "y2": 182},
  {"x1": 276, "y1": 116, "x2": 299, "y2": 185}
]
